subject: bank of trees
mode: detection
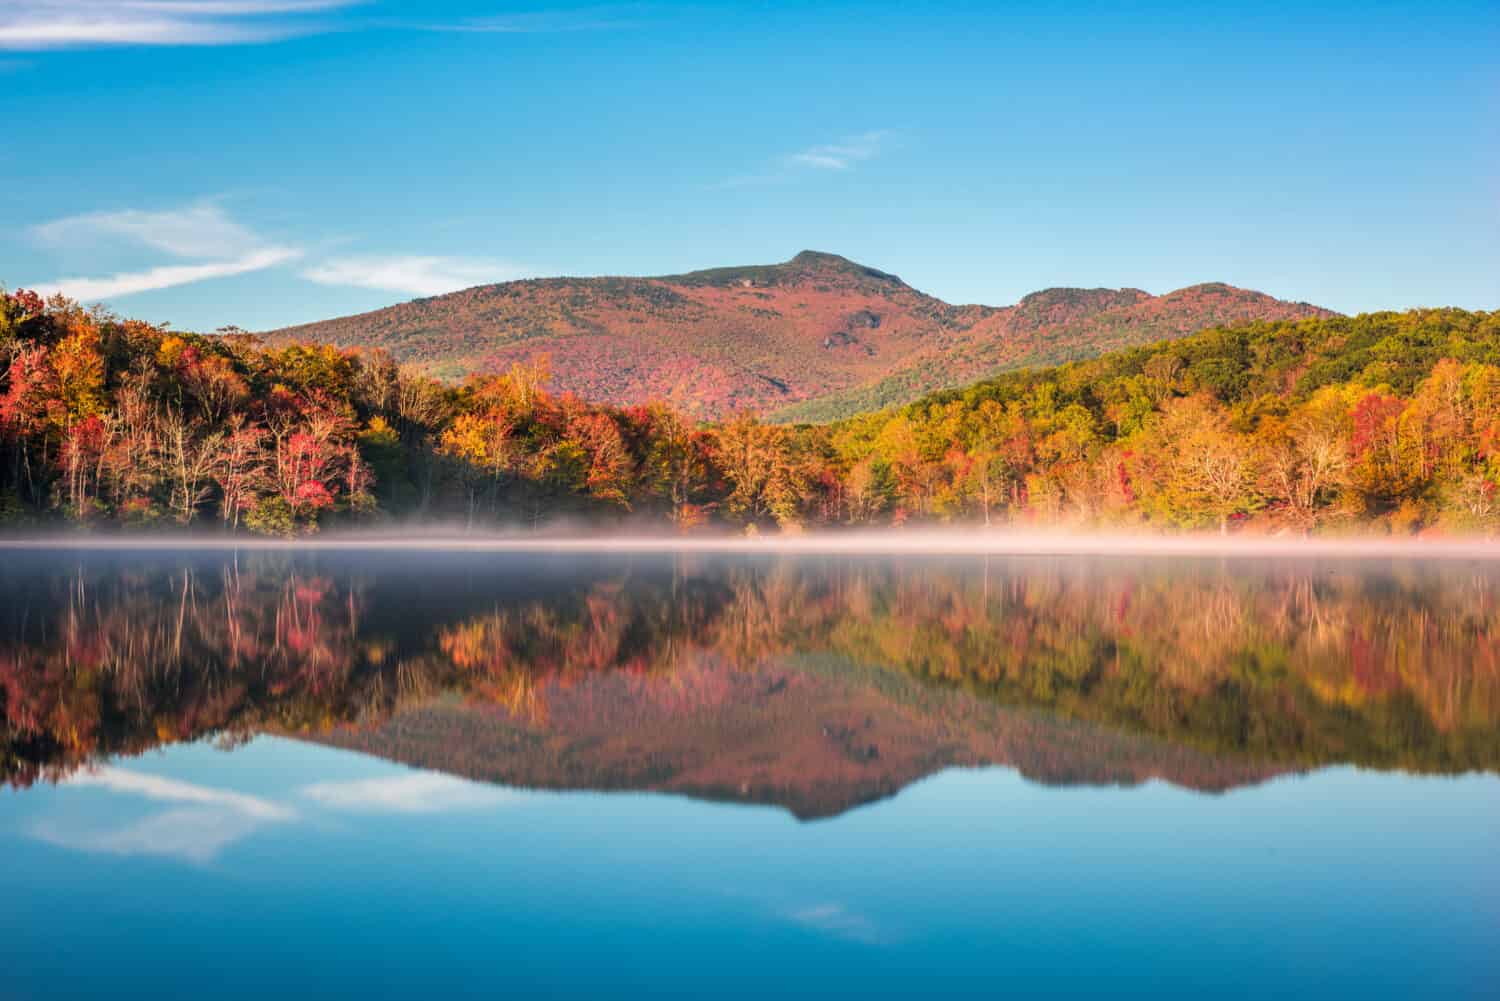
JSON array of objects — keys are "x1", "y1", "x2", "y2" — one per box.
[
  {"x1": 839, "y1": 308, "x2": 1500, "y2": 534},
  {"x1": 2, "y1": 288, "x2": 1498, "y2": 535}
]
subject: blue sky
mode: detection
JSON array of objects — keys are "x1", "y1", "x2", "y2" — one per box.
[{"x1": 1, "y1": 1, "x2": 1496, "y2": 331}]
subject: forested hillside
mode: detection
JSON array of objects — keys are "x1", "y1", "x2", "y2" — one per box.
[
  {"x1": 264, "y1": 251, "x2": 1333, "y2": 419},
  {"x1": 2, "y1": 287, "x2": 1496, "y2": 536},
  {"x1": 827, "y1": 308, "x2": 1500, "y2": 533}
]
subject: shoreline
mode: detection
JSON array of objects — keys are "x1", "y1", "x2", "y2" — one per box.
[{"x1": 0, "y1": 530, "x2": 1497, "y2": 560}]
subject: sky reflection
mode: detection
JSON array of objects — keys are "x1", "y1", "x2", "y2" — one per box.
[{"x1": 2, "y1": 736, "x2": 1496, "y2": 1000}]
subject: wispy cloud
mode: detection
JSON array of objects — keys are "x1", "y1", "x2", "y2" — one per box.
[
  {"x1": 35, "y1": 201, "x2": 268, "y2": 258},
  {"x1": 28, "y1": 766, "x2": 297, "y2": 863},
  {"x1": 786, "y1": 131, "x2": 890, "y2": 171},
  {"x1": 30, "y1": 202, "x2": 525, "y2": 302},
  {"x1": 31, "y1": 806, "x2": 283, "y2": 863},
  {"x1": 301, "y1": 772, "x2": 526, "y2": 813},
  {"x1": 0, "y1": 0, "x2": 361, "y2": 51},
  {"x1": 716, "y1": 130, "x2": 894, "y2": 188},
  {"x1": 29, "y1": 200, "x2": 301, "y2": 300},
  {"x1": 302, "y1": 255, "x2": 534, "y2": 297},
  {"x1": 784, "y1": 902, "x2": 894, "y2": 946},
  {"x1": 61, "y1": 766, "x2": 295, "y2": 819},
  {"x1": 41, "y1": 248, "x2": 302, "y2": 299}
]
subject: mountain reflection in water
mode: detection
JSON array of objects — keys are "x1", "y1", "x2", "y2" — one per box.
[{"x1": 2, "y1": 549, "x2": 1497, "y2": 816}]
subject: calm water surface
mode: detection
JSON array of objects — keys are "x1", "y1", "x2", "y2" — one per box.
[{"x1": 1, "y1": 549, "x2": 1496, "y2": 1000}]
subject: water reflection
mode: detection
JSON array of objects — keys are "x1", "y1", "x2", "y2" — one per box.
[{"x1": 2, "y1": 550, "x2": 1498, "y2": 814}]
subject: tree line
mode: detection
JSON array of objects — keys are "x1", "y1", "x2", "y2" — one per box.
[{"x1": 2, "y1": 287, "x2": 1498, "y2": 534}]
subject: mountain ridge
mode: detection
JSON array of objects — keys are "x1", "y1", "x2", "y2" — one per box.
[
  {"x1": 305, "y1": 651, "x2": 1291, "y2": 821},
  {"x1": 264, "y1": 251, "x2": 1336, "y2": 420}
]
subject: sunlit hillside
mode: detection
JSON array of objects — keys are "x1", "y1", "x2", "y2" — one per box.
[{"x1": 263, "y1": 251, "x2": 1334, "y2": 419}]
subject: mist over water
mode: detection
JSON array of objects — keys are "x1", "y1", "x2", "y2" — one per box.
[{"x1": 4, "y1": 528, "x2": 1500, "y2": 560}]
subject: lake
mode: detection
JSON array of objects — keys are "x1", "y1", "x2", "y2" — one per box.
[{"x1": 1, "y1": 547, "x2": 1496, "y2": 1000}]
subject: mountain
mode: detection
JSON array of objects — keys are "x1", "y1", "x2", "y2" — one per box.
[
  {"x1": 308, "y1": 651, "x2": 1289, "y2": 820},
  {"x1": 264, "y1": 251, "x2": 1336, "y2": 420}
]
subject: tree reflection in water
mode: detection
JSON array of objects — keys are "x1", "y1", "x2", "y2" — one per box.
[{"x1": 2, "y1": 551, "x2": 1497, "y2": 811}]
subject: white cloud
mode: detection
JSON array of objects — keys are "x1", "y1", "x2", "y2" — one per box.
[
  {"x1": 30, "y1": 805, "x2": 281, "y2": 863},
  {"x1": 786, "y1": 131, "x2": 890, "y2": 171},
  {"x1": 62, "y1": 765, "x2": 295, "y2": 819},
  {"x1": 31, "y1": 203, "x2": 523, "y2": 303},
  {"x1": 28, "y1": 766, "x2": 297, "y2": 863},
  {"x1": 0, "y1": 0, "x2": 360, "y2": 50},
  {"x1": 302, "y1": 255, "x2": 533, "y2": 297},
  {"x1": 29, "y1": 200, "x2": 300, "y2": 301},
  {"x1": 35, "y1": 201, "x2": 266, "y2": 258},
  {"x1": 37, "y1": 246, "x2": 301, "y2": 299},
  {"x1": 301, "y1": 772, "x2": 526, "y2": 813}
]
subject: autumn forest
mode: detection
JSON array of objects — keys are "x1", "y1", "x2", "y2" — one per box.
[{"x1": 2, "y1": 286, "x2": 1499, "y2": 536}]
